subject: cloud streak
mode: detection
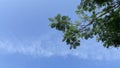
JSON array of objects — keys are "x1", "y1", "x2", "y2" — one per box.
[{"x1": 0, "y1": 32, "x2": 120, "y2": 61}]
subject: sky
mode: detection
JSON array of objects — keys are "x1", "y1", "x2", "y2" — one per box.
[{"x1": 0, "y1": 0, "x2": 120, "y2": 68}]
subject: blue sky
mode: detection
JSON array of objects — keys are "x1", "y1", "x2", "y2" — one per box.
[{"x1": 0, "y1": 0, "x2": 120, "y2": 68}]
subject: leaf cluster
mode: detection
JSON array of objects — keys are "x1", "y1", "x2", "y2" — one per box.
[{"x1": 49, "y1": 0, "x2": 120, "y2": 49}]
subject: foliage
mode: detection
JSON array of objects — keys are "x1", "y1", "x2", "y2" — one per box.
[{"x1": 49, "y1": 0, "x2": 120, "y2": 49}]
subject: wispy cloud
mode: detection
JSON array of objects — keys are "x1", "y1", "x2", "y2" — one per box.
[{"x1": 0, "y1": 32, "x2": 120, "y2": 61}]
